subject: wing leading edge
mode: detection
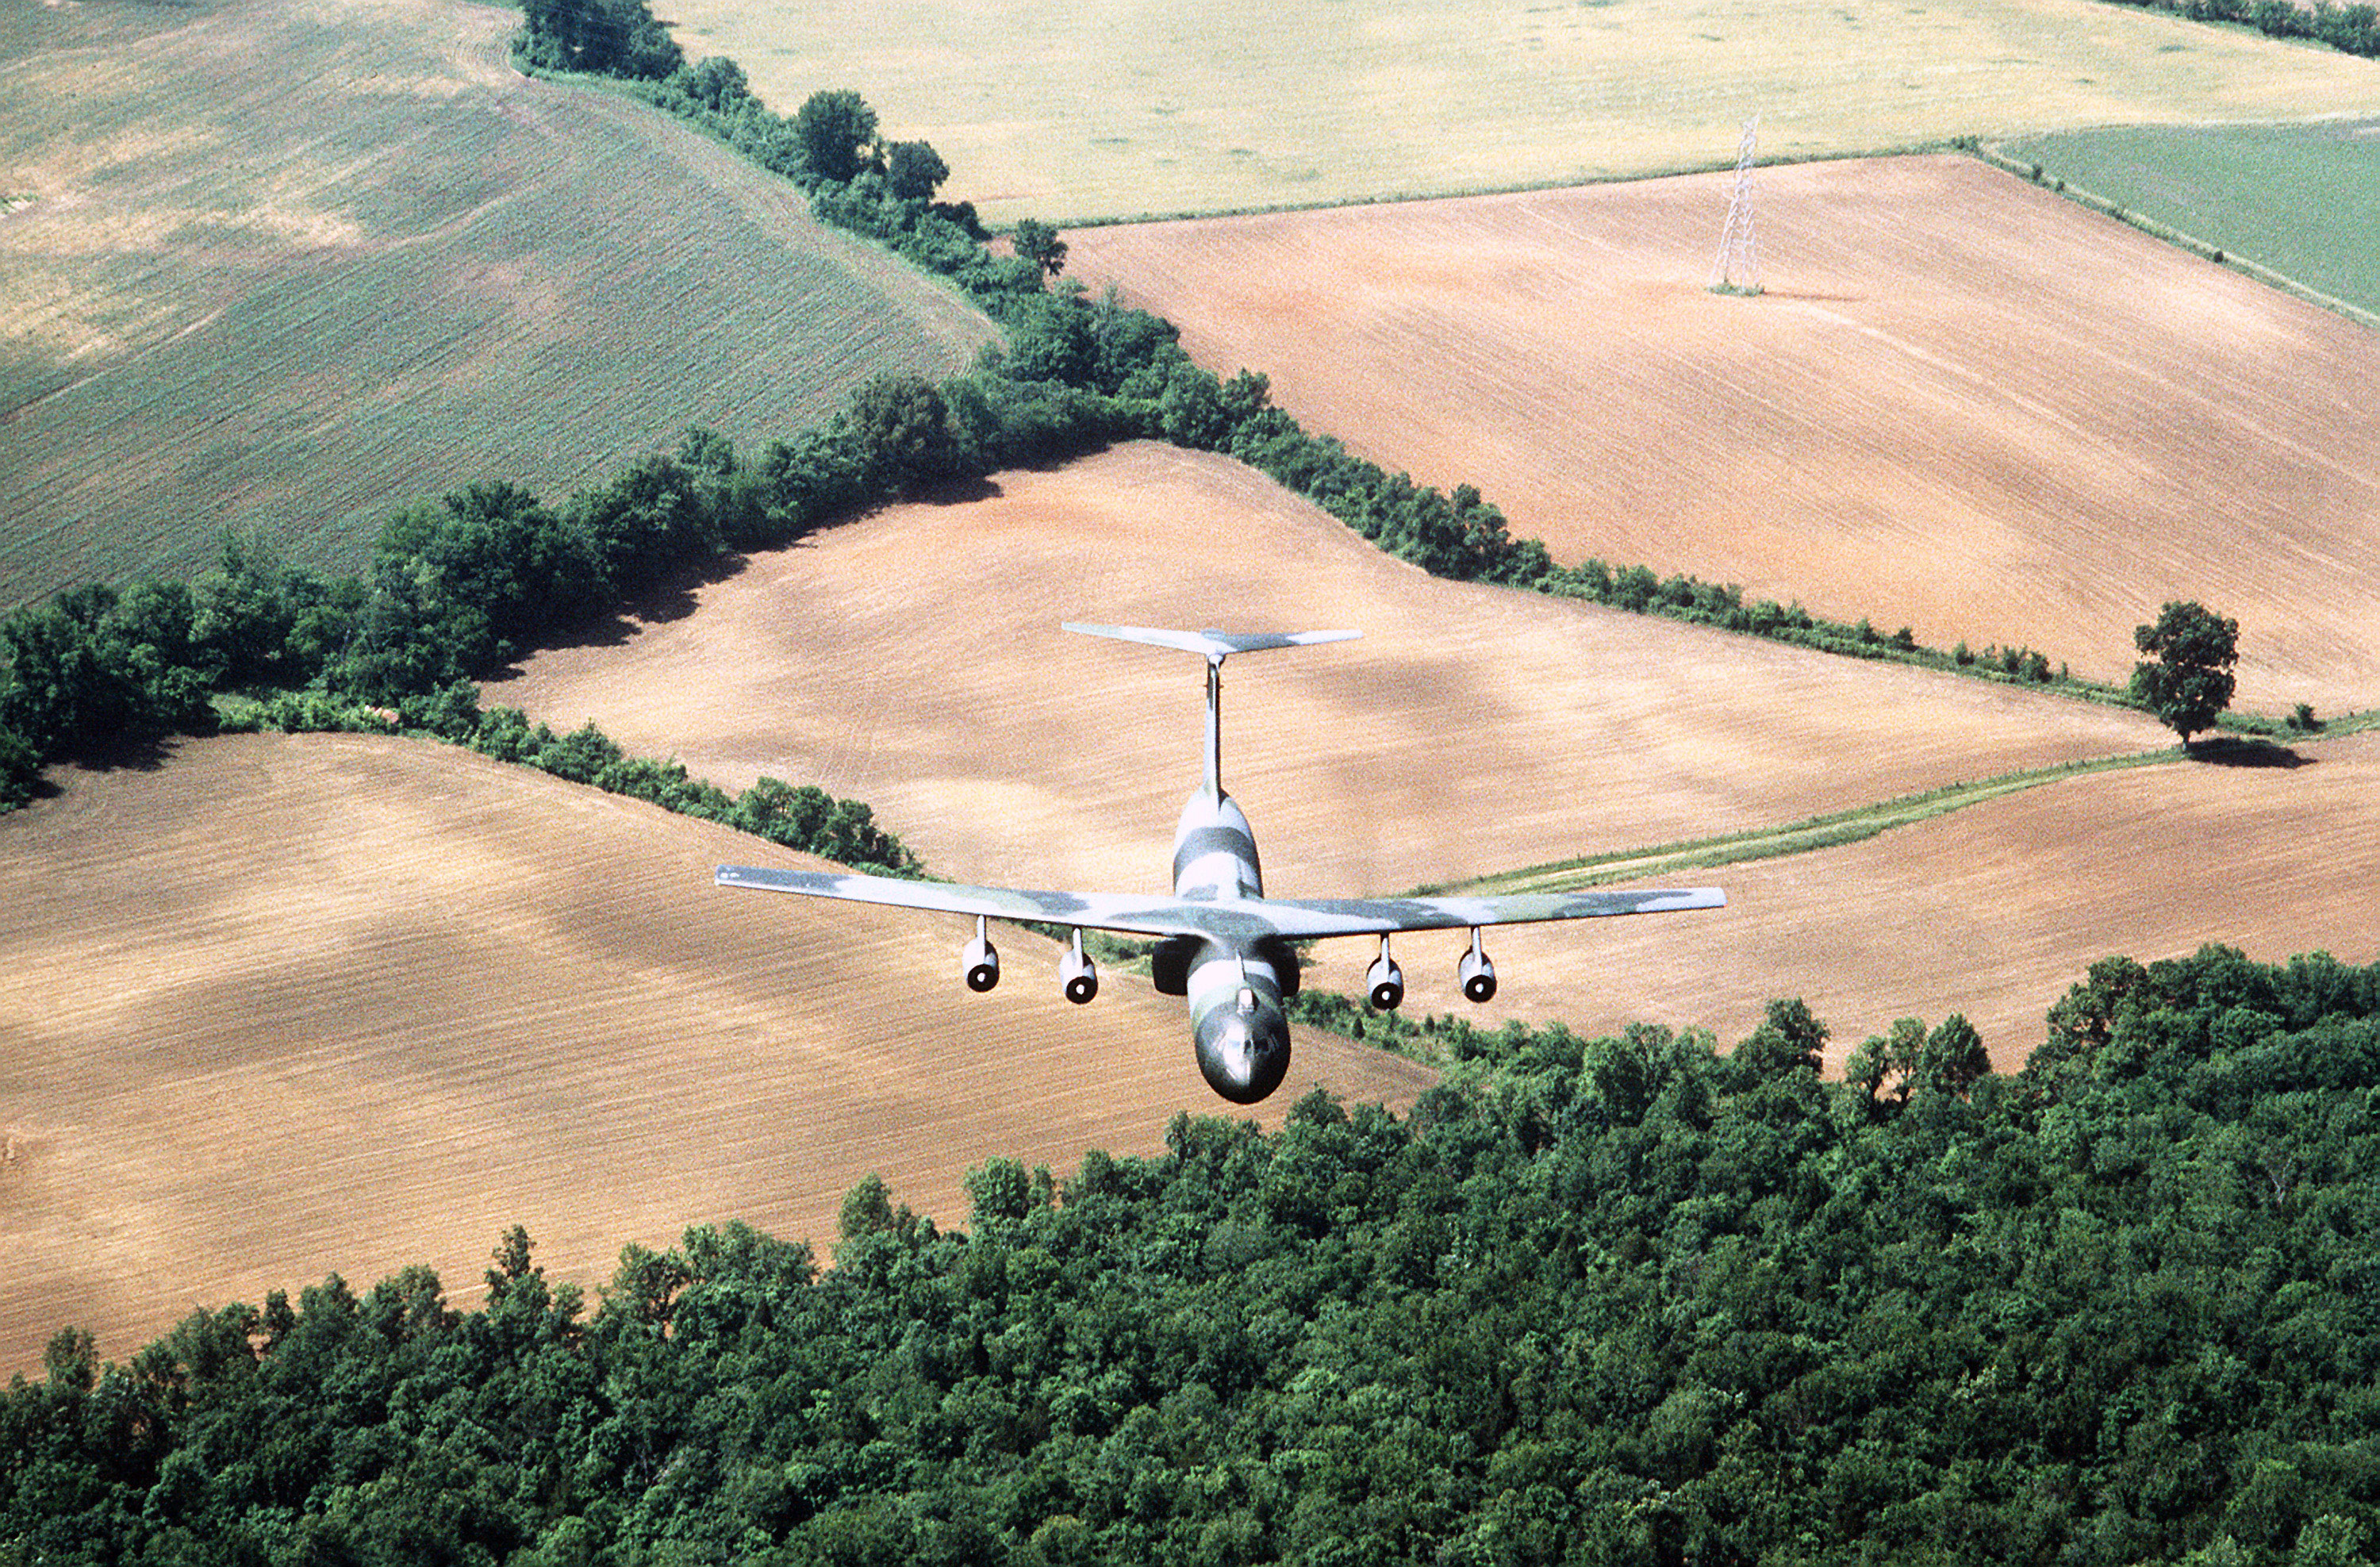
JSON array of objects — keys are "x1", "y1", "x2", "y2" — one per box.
[{"x1": 716, "y1": 864, "x2": 1722, "y2": 942}]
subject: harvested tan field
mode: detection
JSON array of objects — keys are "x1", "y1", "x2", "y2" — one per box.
[
  {"x1": 1465, "y1": 730, "x2": 2380, "y2": 1075},
  {"x1": 0, "y1": 732, "x2": 1434, "y2": 1376},
  {"x1": 493, "y1": 440, "x2": 2166, "y2": 900},
  {"x1": 496, "y1": 437, "x2": 2380, "y2": 1081},
  {"x1": 1063, "y1": 156, "x2": 2380, "y2": 714},
  {"x1": 660, "y1": 0, "x2": 2380, "y2": 223}
]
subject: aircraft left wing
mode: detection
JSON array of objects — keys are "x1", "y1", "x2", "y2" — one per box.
[
  {"x1": 716, "y1": 865, "x2": 1722, "y2": 941},
  {"x1": 715, "y1": 865, "x2": 1234, "y2": 938}
]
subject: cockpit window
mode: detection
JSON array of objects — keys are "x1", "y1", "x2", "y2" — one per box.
[{"x1": 1237, "y1": 986, "x2": 1257, "y2": 1014}]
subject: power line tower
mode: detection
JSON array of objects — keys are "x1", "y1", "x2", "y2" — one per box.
[{"x1": 1710, "y1": 113, "x2": 1763, "y2": 296}]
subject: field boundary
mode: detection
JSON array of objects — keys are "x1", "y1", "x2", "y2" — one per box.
[
  {"x1": 1426, "y1": 750, "x2": 2186, "y2": 897},
  {"x1": 1043, "y1": 142, "x2": 1967, "y2": 232},
  {"x1": 1427, "y1": 716, "x2": 2372, "y2": 898},
  {"x1": 1971, "y1": 141, "x2": 2380, "y2": 332}
]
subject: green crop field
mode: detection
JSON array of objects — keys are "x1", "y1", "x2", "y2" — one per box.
[
  {"x1": 0, "y1": 0, "x2": 994, "y2": 612},
  {"x1": 660, "y1": 0, "x2": 2380, "y2": 223},
  {"x1": 1998, "y1": 119, "x2": 2380, "y2": 317}
]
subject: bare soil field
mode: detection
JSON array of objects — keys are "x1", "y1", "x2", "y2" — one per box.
[
  {"x1": 0, "y1": 0, "x2": 992, "y2": 610},
  {"x1": 0, "y1": 732, "x2": 1434, "y2": 1376},
  {"x1": 659, "y1": 0, "x2": 2380, "y2": 223},
  {"x1": 492, "y1": 442, "x2": 2171, "y2": 903},
  {"x1": 1062, "y1": 157, "x2": 2380, "y2": 713},
  {"x1": 501, "y1": 439, "x2": 2380, "y2": 1074},
  {"x1": 1457, "y1": 729, "x2": 2380, "y2": 1073}
]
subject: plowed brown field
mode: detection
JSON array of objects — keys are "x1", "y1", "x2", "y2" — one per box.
[
  {"x1": 1466, "y1": 729, "x2": 2380, "y2": 1072},
  {"x1": 496, "y1": 439, "x2": 2378, "y2": 1069},
  {"x1": 0, "y1": 732, "x2": 1434, "y2": 1375},
  {"x1": 493, "y1": 443, "x2": 2168, "y2": 900},
  {"x1": 1062, "y1": 156, "x2": 2380, "y2": 714}
]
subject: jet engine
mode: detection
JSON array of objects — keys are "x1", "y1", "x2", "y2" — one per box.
[
  {"x1": 962, "y1": 916, "x2": 1000, "y2": 992},
  {"x1": 1061, "y1": 930, "x2": 1099, "y2": 1004},
  {"x1": 1365, "y1": 936, "x2": 1405, "y2": 1011},
  {"x1": 1458, "y1": 929, "x2": 1497, "y2": 1004}
]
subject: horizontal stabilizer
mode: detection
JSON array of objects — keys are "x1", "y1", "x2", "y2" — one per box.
[{"x1": 1063, "y1": 623, "x2": 1360, "y2": 662}]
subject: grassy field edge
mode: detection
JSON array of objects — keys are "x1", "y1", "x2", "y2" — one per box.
[{"x1": 1971, "y1": 139, "x2": 2380, "y2": 331}]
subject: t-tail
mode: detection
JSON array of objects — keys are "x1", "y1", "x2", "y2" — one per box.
[
  {"x1": 1063, "y1": 623, "x2": 1358, "y2": 1100},
  {"x1": 1063, "y1": 624, "x2": 1360, "y2": 804}
]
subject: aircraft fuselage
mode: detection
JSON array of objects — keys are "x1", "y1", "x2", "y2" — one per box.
[{"x1": 1170, "y1": 789, "x2": 1294, "y2": 1103}]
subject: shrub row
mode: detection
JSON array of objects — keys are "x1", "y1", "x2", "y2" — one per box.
[
  {"x1": 2108, "y1": 0, "x2": 2380, "y2": 56},
  {"x1": 225, "y1": 683, "x2": 918, "y2": 875}
]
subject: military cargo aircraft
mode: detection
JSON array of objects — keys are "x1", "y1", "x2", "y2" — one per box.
[{"x1": 718, "y1": 624, "x2": 1724, "y2": 1104}]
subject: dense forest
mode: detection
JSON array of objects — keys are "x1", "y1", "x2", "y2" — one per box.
[{"x1": 6, "y1": 946, "x2": 2378, "y2": 1563}]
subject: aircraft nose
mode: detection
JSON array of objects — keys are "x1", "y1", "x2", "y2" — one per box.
[{"x1": 1197, "y1": 1012, "x2": 1290, "y2": 1104}]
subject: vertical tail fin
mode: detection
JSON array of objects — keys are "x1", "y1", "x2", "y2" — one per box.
[{"x1": 1062, "y1": 624, "x2": 1360, "y2": 797}]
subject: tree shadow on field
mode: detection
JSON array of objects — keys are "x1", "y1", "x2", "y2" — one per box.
[
  {"x1": 57, "y1": 730, "x2": 178, "y2": 782},
  {"x1": 525, "y1": 550, "x2": 751, "y2": 661},
  {"x1": 2186, "y1": 736, "x2": 2313, "y2": 769},
  {"x1": 912, "y1": 474, "x2": 1004, "y2": 506},
  {"x1": 781, "y1": 474, "x2": 1005, "y2": 549},
  {"x1": 1752, "y1": 288, "x2": 1868, "y2": 305}
]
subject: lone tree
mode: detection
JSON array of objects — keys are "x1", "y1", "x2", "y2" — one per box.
[{"x1": 2131, "y1": 600, "x2": 2238, "y2": 749}]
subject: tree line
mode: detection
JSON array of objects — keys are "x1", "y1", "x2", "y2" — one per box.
[
  {"x1": 0, "y1": 432, "x2": 921, "y2": 867},
  {"x1": 2108, "y1": 0, "x2": 2380, "y2": 58},
  {"x1": 6, "y1": 944, "x2": 2378, "y2": 1562}
]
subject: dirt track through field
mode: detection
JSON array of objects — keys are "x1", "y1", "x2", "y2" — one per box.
[
  {"x1": 0, "y1": 732, "x2": 1434, "y2": 1376},
  {"x1": 1063, "y1": 156, "x2": 2380, "y2": 715},
  {"x1": 1449, "y1": 731, "x2": 2380, "y2": 1071}
]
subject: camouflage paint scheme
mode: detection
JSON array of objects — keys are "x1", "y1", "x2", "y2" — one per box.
[{"x1": 718, "y1": 626, "x2": 1723, "y2": 1103}]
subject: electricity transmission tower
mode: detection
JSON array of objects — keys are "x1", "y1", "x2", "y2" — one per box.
[{"x1": 1710, "y1": 114, "x2": 1763, "y2": 295}]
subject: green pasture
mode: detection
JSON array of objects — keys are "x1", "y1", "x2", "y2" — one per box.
[
  {"x1": 662, "y1": 0, "x2": 2380, "y2": 223},
  {"x1": 0, "y1": 0, "x2": 993, "y2": 613},
  {"x1": 1997, "y1": 120, "x2": 2380, "y2": 317}
]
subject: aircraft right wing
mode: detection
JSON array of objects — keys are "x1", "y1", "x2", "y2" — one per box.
[
  {"x1": 716, "y1": 865, "x2": 1722, "y2": 941},
  {"x1": 1247, "y1": 885, "x2": 1726, "y2": 937}
]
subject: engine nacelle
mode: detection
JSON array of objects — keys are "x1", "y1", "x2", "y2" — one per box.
[
  {"x1": 1060, "y1": 932, "x2": 1099, "y2": 1004},
  {"x1": 1366, "y1": 939, "x2": 1404, "y2": 1011},
  {"x1": 1458, "y1": 932, "x2": 1497, "y2": 1004},
  {"x1": 962, "y1": 930, "x2": 1000, "y2": 993}
]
